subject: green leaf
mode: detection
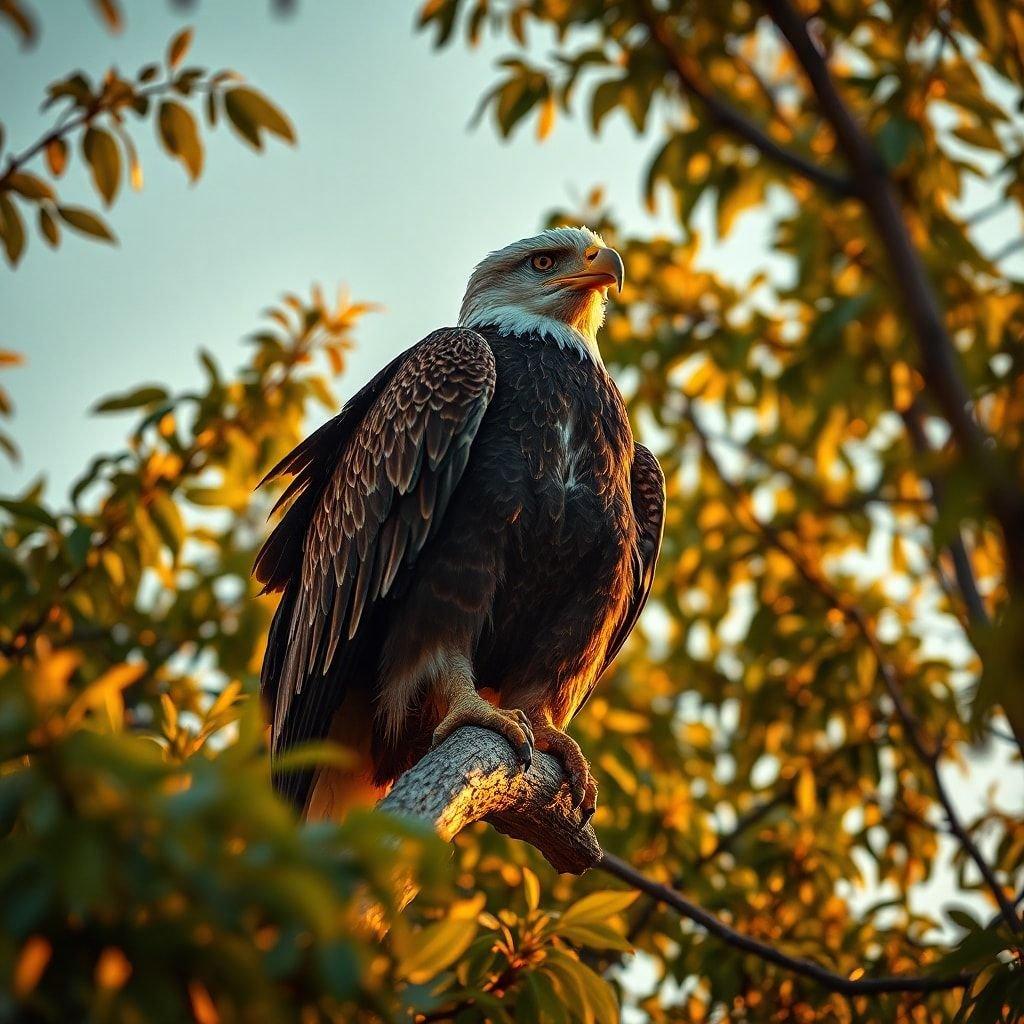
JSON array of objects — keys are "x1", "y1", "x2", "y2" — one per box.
[
  {"x1": 806, "y1": 293, "x2": 874, "y2": 347},
  {"x1": 395, "y1": 918, "x2": 478, "y2": 983},
  {"x1": 65, "y1": 522, "x2": 93, "y2": 566},
  {"x1": 558, "y1": 889, "x2": 638, "y2": 928},
  {"x1": 0, "y1": 193, "x2": 26, "y2": 266},
  {"x1": 157, "y1": 100, "x2": 204, "y2": 181},
  {"x1": 554, "y1": 923, "x2": 633, "y2": 952},
  {"x1": 574, "y1": 961, "x2": 619, "y2": 1024},
  {"x1": 224, "y1": 87, "x2": 296, "y2": 149},
  {"x1": 146, "y1": 490, "x2": 185, "y2": 556},
  {"x1": 82, "y1": 126, "x2": 121, "y2": 206},
  {"x1": 167, "y1": 26, "x2": 194, "y2": 70},
  {"x1": 272, "y1": 741, "x2": 357, "y2": 774},
  {"x1": 0, "y1": 498, "x2": 58, "y2": 528},
  {"x1": 876, "y1": 115, "x2": 919, "y2": 169},
  {"x1": 92, "y1": 385, "x2": 169, "y2": 413},
  {"x1": 57, "y1": 205, "x2": 116, "y2": 243},
  {"x1": 591, "y1": 77, "x2": 624, "y2": 133}
]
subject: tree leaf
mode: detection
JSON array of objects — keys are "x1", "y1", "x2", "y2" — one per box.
[
  {"x1": 83, "y1": 127, "x2": 121, "y2": 206},
  {"x1": 0, "y1": 194, "x2": 26, "y2": 266},
  {"x1": 92, "y1": 385, "x2": 169, "y2": 413},
  {"x1": 224, "y1": 87, "x2": 296, "y2": 148},
  {"x1": 573, "y1": 961, "x2": 619, "y2": 1024},
  {"x1": 157, "y1": 100, "x2": 204, "y2": 181},
  {"x1": 0, "y1": 498, "x2": 57, "y2": 528},
  {"x1": 558, "y1": 890, "x2": 637, "y2": 928},
  {"x1": 91, "y1": 0, "x2": 123, "y2": 33},
  {"x1": 272, "y1": 742, "x2": 357, "y2": 774},
  {"x1": 394, "y1": 918, "x2": 478, "y2": 983},
  {"x1": 167, "y1": 26, "x2": 194, "y2": 71},
  {"x1": 57, "y1": 205, "x2": 116, "y2": 243},
  {"x1": 38, "y1": 206, "x2": 59, "y2": 248},
  {"x1": 67, "y1": 663, "x2": 146, "y2": 727},
  {"x1": 7, "y1": 172, "x2": 55, "y2": 201},
  {"x1": 45, "y1": 138, "x2": 68, "y2": 177}
]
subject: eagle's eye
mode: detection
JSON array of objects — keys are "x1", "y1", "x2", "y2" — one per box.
[{"x1": 530, "y1": 254, "x2": 555, "y2": 272}]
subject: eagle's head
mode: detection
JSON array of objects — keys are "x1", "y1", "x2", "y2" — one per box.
[{"x1": 458, "y1": 226, "x2": 624, "y2": 361}]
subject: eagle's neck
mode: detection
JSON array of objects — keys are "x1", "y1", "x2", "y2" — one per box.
[{"x1": 459, "y1": 305, "x2": 604, "y2": 365}]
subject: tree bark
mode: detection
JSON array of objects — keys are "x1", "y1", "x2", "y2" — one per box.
[{"x1": 377, "y1": 725, "x2": 601, "y2": 874}]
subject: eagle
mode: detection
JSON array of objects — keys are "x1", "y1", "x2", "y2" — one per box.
[{"x1": 255, "y1": 226, "x2": 665, "y2": 824}]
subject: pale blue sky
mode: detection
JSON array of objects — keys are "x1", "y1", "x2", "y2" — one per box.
[{"x1": 1, "y1": 1, "x2": 685, "y2": 496}]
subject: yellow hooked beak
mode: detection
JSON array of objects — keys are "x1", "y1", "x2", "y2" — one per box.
[{"x1": 549, "y1": 246, "x2": 625, "y2": 294}]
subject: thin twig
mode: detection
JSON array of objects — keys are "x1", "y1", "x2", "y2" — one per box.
[
  {"x1": 635, "y1": 0, "x2": 854, "y2": 197},
  {"x1": 599, "y1": 852, "x2": 974, "y2": 996}
]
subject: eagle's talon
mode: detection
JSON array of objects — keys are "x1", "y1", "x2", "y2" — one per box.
[
  {"x1": 430, "y1": 691, "x2": 534, "y2": 774},
  {"x1": 531, "y1": 721, "x2": 597, "y2": 819}
]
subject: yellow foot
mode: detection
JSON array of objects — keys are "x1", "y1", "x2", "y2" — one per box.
[
  {"x1": 431, "y1": 693, "x2": 534, "y2": 770},
  {"x1": 533, "y1": 723, "x2": 598, "y2": 825}
]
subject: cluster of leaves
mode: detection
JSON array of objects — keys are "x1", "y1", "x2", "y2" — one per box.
[
  {"x1": 421, "y1": 1, "x2": 1024, "y2": 1021},
  {"x1": 0, "y1": 648, "x2": 455, "y2": 1021},
  {"x1": 0, "y1": 26, "x2": 294, "y2": 266}
]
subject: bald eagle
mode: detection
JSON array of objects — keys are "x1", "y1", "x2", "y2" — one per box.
[{"x1": 255, "y1": 227, "x2": 665, "y2": 823}]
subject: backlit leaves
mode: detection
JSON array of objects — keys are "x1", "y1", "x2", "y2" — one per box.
[
  {"x1": 82, "y1": 127, "x2": 121, "y2": 205},
  {"x1": 167, "y1": 26, "x2": 193, "y2": 71},
  {"x1": 1, "y1": 28, "x2": 294, "y2": 264},
  {"x1": 157, "y1": 100, "x2": 203, "y2": 181},
  {"x1": 57, "y1": 205, "x2": 115, "y2": 243},
  {"x1": 223, "y1": 87, "x2": 296, "y2": 150}
]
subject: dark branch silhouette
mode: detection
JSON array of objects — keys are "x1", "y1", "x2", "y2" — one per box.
[{"x1": 378, "y1": 724, "x2": 977, "y2": 997}]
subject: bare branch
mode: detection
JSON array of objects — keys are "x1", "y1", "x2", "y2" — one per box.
[
  {"x1": 378, "y1": 724, "x2": 977, "y2": 996},
  {"x1": 378, "y1": 725, "x2": 601, "y2": 874},
  {"x1": 600, "y1": 852, "x2": 973, "y2": 996},
  {"x1": 635, "y1": 0, "x2": 854, "y2": 197}
]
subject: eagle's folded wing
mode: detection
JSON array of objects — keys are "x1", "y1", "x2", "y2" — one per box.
[
  {"x1": 255, "y1": 327, "x2": 496, "y2": 793},
  {"x1": 598, "y1": 442, "x2": 666, "y2": 677}
]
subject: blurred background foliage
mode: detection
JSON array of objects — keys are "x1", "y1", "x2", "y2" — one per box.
[{"x1": 2, "y1": 1, "x2": 1024, "y2": 1022}]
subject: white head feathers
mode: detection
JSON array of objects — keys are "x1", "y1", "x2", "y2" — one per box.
[{"x1": 458, "y1": 226, "x2": 617, "y2": 363}]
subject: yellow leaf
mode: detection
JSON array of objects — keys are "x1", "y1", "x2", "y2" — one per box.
[
  {"x1": 537, "y1": 95, "x2": 556, "y2": 141},
  {"x1": 95, "y1": 947, "x2": 131, "y2": 990},
  {"x1": 13, "y1": 936, "x2": 51, "y2": 997},
  {"x1": 67, "y1": 663, "x2": 145, "y2": 726},
  {"x1": 395, "y1": 917, "x2": 478, "y2": 983},
  {"x1": 188, "y1": 980, "x2": 219, "y2": 1024},
  {"x1": 523, "y1": 866, "x2": 540, "y2": 911},
  {"x1": 162, "y1": 693, "x2": 179, "y2": 738},
  {"x1": 795, "y1": 766, "x2": 817, "y2": 817},
  {"x1": 559, "y1": 890, "x2": 637, "y2": 928}
]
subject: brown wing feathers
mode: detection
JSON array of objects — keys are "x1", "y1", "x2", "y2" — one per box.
[
  {"x1": 256, "y1": 329, "x2": 496, "y2": 803},
  {"x1": 599, "y1": 442, "x2": 665, "y2": 675}
]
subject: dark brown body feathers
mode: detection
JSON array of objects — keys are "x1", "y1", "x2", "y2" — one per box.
[{"x1": 256, "y1": 326, "x2": 664, "y2": 808}]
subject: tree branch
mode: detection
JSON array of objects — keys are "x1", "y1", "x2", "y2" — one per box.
[
  {"x1": 600, "y1": 852, "x2": 972, "y2": 996},
  {"x1": 762, "y1": 0, "x2": 1024, "y2": 590},
  {"x1": 635, "y1": 0, "x2": 854, "y2": 197},
  {"x1": 378, "y1": 724, "x2": 975, "y2": 997},
  {"x1": 378, "y1": 725, "x2": 601, "y2": 874}
]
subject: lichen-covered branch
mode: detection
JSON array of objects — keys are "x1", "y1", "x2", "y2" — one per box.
[
  {"x1": 377, "y1": 724, "x2": 974, "y2": 996},
  {"x1": 378, "y1": 725, "x2": 601, "y2": 874}
]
